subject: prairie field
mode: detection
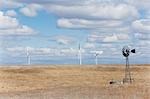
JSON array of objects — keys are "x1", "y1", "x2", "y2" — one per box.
[{"x1": 0, "y1": 64, "x2": 149, "y2": 99}]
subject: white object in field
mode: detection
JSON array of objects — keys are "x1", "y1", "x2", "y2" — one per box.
[
  {"x1": 95, "y1": 54, "x2": 98, "y2": 65},
  {"x1": 26, "y1": 47, "x2": 31, "y2": 65},
  {"x1": 78, "y1": 43, "x2": 82, "y2": 65},
  {"x1": 90, "y1": 51, "x2": 103, "y2": 65}
]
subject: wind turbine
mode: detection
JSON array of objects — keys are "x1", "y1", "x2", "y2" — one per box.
[
  {"x1": 90, "y1": 51, "x2": 103, "y2": 65},
  {"x1": 26, "y1": 47, "x2": 31, "y2": 65},
  {"x1": 95, "y1": 53, "x2": 99, "y2": 65},
  {"x1": 78, "y1": 43, "x2": 82, "y2": 65}
]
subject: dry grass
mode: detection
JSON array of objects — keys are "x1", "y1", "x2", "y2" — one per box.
[{"x1": 0, "y1": 65, "x2": 149, "y2": 99}]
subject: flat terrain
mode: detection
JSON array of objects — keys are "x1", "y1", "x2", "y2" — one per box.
[{"x1": 0, "y1": 64, "x2": 149, "y2": 99}]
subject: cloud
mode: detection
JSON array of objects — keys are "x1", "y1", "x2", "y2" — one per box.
[
  {"x1": 84, "y1": 43, "x2": 95, "y2": 49},
  {"x1": 132, "y1": 19, "x2": 150, "y2": 33},
  {"x1": 15, "y1": 0, "x2": 89, "y2": 5},
  {"x1": 0, "y1": 25, "x2": 36, "y2": 36},
  {"x1": 57, "y1": 18, "x2": 125, "y2": 29},
  {"x1": 0, "y1": 11, "x2": 19, "y2": 29},
  {"x1": 20, "y1": 4, "x2": 43, "y2": 17},
  {"x1": 126, "y1": 0, "x2": 150, "y2": 9},
  {"x1": 6, "y1": 47, "x2": 24, "y2": 52},
  {"x1": 133, "y1": 40, "x2": 150, "y2": 57},
  {"x1": 5, "y1": 10, "x2": 17, "y2": 17},
  {"x1": 103, "y1": 34, "x2": 129, "y2": 42},
  {"x1": 6, "y1": 47, "x2": 57, "y2": 56},
  {"x1": 57, "y1": 18, "x2": 132, "y2": 34},
  {"x1": 0, "y1": 11, "x2": 36, "y2": 36},
  {"x1": 50, "y1": 35, "x2": 75, "y2": 45},
  {"x1": 116, "y1": 33, "x2": 130, "y2": 40},
  {"x1": 103, "y1": 34, "x2": 118, "y2": 42},
  {"x1": 14, "y1": 0, "x2": 150, "y2": 11},
  {"x1": 134, "y1": 33, "x2": 150, "y2": 40},
  {"x1": 47, "y1": 3, "x2": 139, "y2": 20},
  {"x1": 6, "y1": 47, "x2": 80, "y2": 56},
  {"x1": 90, "y1": 50, "x2": 103, "y2": 55},
  {"x1": 0, "y1": 0, "x2": 23, "y2": 9},
  {"x1": 87, "y1": 33, "x2": 129, "y2": 43},
  {"x1": 60, "y1": 48, "x2": 79, "y2": 56}
]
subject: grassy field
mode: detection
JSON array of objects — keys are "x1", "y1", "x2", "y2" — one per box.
[{"x1": 0, "y1": 64, "x2": 149, "y2": 99}]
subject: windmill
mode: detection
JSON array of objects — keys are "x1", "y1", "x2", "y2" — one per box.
[
  {"x1": 90, "y1": 51, "x2": 103, "y2": 65},
  {"x1": 78, "y1": 43, "x2": 82, "y2": 65},
  {"x1": 26, "y1": 47, "x2": 31, "y2": 65},
  {"x1": 122, "y1": 46, "x2": 135, "y2": 83}
]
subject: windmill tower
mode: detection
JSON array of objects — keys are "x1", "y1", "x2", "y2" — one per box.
[
  {"x1": 122, "y1": 46, "x2": 135, "y2": 83},
  {"x1": 26, "y1": 47, "x2": 31, "y2": 65},
  {"x1": 78, "y1": 43, "x2": 82, "y2": 65}
]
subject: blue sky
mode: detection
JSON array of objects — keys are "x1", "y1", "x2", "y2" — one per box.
[{"x1": 0, "y1": 0, "x2": 150, "y2": 65}]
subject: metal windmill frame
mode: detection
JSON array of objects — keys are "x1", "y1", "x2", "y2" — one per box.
[{"x1": 122, "y1": 46, "x2": 135, "y2": 83}]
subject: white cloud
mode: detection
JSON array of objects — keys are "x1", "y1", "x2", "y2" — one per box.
[
  {"x1": 5, "y1": 10, "x2": 17, "y2": 17},
  {"x1": 20, "y1": 4, "x2": 43, "y2": 17},
  {"x1": 14, "y1": 0, "x2": 91, "y2": 5},
  {"x1": 0, "y1": 0, "x2": 23, "y2": 9},
  {"x1": 0, "y1": 11, "x2": 36, "y2": 36},
  {"x1": 116, "y1": 33, "x2": 130, "y2": 40},
  {"x1": 57, "y1": 18, "x2": 124, "y2": 29},
  {"x1": 6, "y1": 47, "x2": 57, "y2": 56},
  {"x1": 6, "y1": 47, "x2": 81, "y2": 56},
  {"x1": 47, "y1": 3, "x2": 139, "y2": 20},
  {"x1": 90, "y1": 50, "x2": 103, "y2": 55},
  {"x1": 51, "y1": 35, "x2": 75, "y2": 45},
  {"x1": 6, "y1": 47, "x2": 24, "y2": 52},
  {"x1": 87, "y1": 33, "x2": 129, "y2": 43},
  {"x1": 132, "y1": 19, "x2": 150, "y2": 33},
  {"x1": 134, "y1": 40, "x2": 150, "y2": 57},
  {"x1": 57, "y1": 18, "x2": 132, "y2": 34},
  {"x1": 0, "y1": 11, "x2": 19, "y2": 29},
  {"x1": 103, "y1": 34, "x2": 118, "y2": 42},
  {"x1": 84, "y1": 43, "x2": 95, "y2": 49},
  {"x1": 60, "y1": 48, "x2": 79, "y2": 56},
  {"x1": 126, "y1": 0, "x2": 150, "y2": 9},
  {"x1": 145, "y1": 11, "x2": 150, "y2": 19},
  {"x1": 134, "y1": 33, "x2": 150, "y2": 40},
  {"x1": 0, "y1": 26, "x2": 35, "y2": 36}
]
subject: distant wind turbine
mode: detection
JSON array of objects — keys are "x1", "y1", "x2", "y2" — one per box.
[
  {"x1": 95, "y1": 53, "x2": 99, "y2": 65},
  {"x1": 90, "y1": 51, "x2": 103, "y2": 65},
  {"x1": 78, "y1": 43, "x2": 82, "y2": 65},
  {"x1": 26, "y1": 47, "x2": 31, "y2": 65}
]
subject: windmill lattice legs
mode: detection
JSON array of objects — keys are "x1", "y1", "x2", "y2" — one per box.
[{"x1": 123, "y1": 57, "x2": 132, "y2": 83}]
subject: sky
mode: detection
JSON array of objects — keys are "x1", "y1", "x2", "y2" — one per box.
[{"x1": 0, "y1": 0, "x2": 150, "y2": 65}]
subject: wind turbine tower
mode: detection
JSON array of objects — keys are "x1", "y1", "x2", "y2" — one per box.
[
  {"x1": 95, "y1": 53, "x2": 99, "y2": 65},
  {"x1": 26, "y1": 47, "x2": 31, "y2": 65},
  {"x1": 78, "y1": 43, "x2": 82, "y2": 65},
  {"x1": 90, "y1": 51, "x2": 103, "y2": 65}
]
